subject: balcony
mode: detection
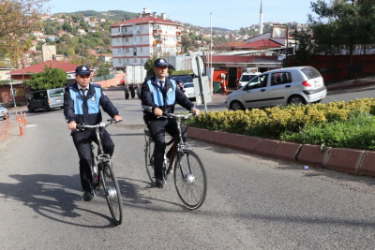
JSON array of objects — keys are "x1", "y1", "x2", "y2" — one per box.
[
  {"x1": 153, "y1": 40, "x2": 163, "y2": 44},
  {"x1": 176, "y1": 41, "x2": 182, "y2": 46},
  {"x1": 153, "y1": 30, "x2": 162, "y2": 36},
  {"x1": 111, "y1": 30, "x2": 133, "y2": 37}
]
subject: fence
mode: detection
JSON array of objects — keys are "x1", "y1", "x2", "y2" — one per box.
[
  {"x1": 93, "y1": 73, "x2": 115, "y2": 82},
  {"x1": 288, "y1": 55, "x2": 375, "y2": 84}
]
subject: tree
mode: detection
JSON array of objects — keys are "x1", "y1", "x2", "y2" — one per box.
[
  {"x1": 26, "y1": 66, "x2": 68, "y2": 90},
  {"x1": 290, "y1": 28, "x2": 314, "y2": 66},
  {"x1": 306, "y1": 0, "x2": 375, "y2": 78},
  {"x1": 62, "y1": 22, "x2": 73, "y2": 32},
  {"x1": 144, "y1": 56, "x2": 157, "y2": 78},
  {"x1": 144, "y1": 56, "x2": 175, "y2": 78},
  {"x1": 0, "y1": 0, "x2": 49, "y2": 61},
  {"x1": 96, "y1": 62, "x2": 111, "y2": 83},
  {"x1": 308, "y1": 0, "x2": 375, "y2": 59}
]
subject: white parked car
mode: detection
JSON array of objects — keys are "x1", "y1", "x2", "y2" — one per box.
[
  {"x1": 0, "y1": 105, "x2": 8, "y2": 120},
  {"x1": 225, "y1": 66, "x2": 327, "y2": 110},
  {"x1": 183, "y1": 82, "x2": 195, "y2": 99},
  {"x1": 238, "y1": 72, "x2": 261, "y2": 89}
]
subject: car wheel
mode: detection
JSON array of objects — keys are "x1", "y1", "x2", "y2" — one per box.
[
  {"x1": 288, "y1": 96, "x2": 305, "y2": 105},
  {"x1": 230, "y1": 101, "x2": 245, "y2": 111},
  {"x1": 42, "y1": 105, "x2": 48, "y2": 112},
  {"x1": 28, "y1": 106, "x2": 33, "y2": 113}
]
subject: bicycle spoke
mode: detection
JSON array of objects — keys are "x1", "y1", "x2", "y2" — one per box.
[
  {"x1": 101, "y1": 162, "x2": 123, "y2": 225},
  {"x1": 174, "y1": 151, "x2": 207, "y2": 210},
  {"x1": 145, "y1": 139, "x2": 156, "y2": 184}
]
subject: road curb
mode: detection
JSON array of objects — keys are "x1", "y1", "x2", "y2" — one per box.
[
  {"x1": 0, "y1": 120, "x2": 10, "y2": 143},
  {"x1": 358, "y1": 151, "x2": 375, "y2": 176},
  {"x1": 188, "y1": 127, "x2": 375, "y2": 178},
  {"x1": 273, "y1": 141, "x2": 303, "y2": 161},
  {"x1": 325, "y1": 148, "x2": 365, "y2": 175},
  {"x1": 298, "y1": 144, "x2": 332, "y2": 166}
]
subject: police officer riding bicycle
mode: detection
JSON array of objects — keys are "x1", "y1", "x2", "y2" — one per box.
[
  {"x1": 141, "y1": 58, "x2": 200, "y2": 188},
  {"x1": 64, "y1": 65, "x2": 122, "y2": 201}
]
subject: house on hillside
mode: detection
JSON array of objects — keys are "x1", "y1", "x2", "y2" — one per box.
[
  {"x1": 98, "y1": 54, "x2": 112, "y2": 63},
  {"x1": 77, "y1": 29, "x2": 87, "y2": 36}
]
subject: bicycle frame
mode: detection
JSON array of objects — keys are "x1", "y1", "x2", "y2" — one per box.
[{"x1": 145, "y1": 113, "x2": 194, "y2": 176}]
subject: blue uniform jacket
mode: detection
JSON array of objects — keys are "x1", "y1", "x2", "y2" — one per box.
[
  {"x1": 141, "y1": 76, "x2": 194, "y2": 120},
  {"x1": 64, "y1": 82, "x2": 119, "y2": 125}
]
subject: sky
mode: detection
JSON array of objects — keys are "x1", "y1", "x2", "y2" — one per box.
[{"x1": 46, "y1": 0, "x2": 317, "y2": 30}]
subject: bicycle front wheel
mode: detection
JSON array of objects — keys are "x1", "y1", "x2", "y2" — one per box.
[
  {"x1": 174, "y1": 150, "x2": 207, "y2": 210},
  {"x1": 101, "y1": 162, "x2": 123, "y2": 225},
  {"x1": 145, "y1": 139, "x2": 156, "y2": 185}
]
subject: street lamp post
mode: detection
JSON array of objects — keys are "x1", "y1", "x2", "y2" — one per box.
[{"x1": 5, "y1": 59, "x2": 16, "y2": 107}]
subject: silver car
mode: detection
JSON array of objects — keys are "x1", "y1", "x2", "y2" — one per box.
[
  {"x1": 225, "y1": 66, "x2": 327, "y2": 110},
  {"x1": 0, "y1": 105, "x2": 8, "y2": 120}
]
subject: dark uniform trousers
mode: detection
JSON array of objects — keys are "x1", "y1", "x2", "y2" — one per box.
[
  {"x1": 146, "y1": 117, "x2": 187, "y2": 179},
  {"x1": 72, "y1": 129, "x2": 114, "y2": 192}
]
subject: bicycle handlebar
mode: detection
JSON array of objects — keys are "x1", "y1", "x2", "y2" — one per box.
[
  {"x1": 76, "y1": 119, "x2": 122, "y2": 131},
  {"x1": 158, "y1": 111, "x2": 197, "y2": 120}
]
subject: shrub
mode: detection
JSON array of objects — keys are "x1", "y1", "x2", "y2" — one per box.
[{"x1": 190, "y1": 98, "x2": 375, "y2": 149}]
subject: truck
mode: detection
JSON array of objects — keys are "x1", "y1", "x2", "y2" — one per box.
[{"x1": 125, "y1": 65, "x2": 147, "y2": 85}]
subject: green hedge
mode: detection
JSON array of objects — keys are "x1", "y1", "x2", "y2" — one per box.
[{"x1": 190, "y1": 98, "x2": 375, "y2": 150}]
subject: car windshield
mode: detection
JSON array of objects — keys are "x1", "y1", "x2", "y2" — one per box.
[
  {"x1": 170, "y1": 75, "x2": 193, "y2": 83},
  {"x1": 184, "y1": 83, "x2": 194, "y2": 88},
  {"x1": 49, "y1": 89, "x2": 64, "y2": 97},
  {"x1": 240, "y1": 74, "x2": 257, "y2": 82},
  {"x1": 301, "y1": 67, "x2": 321, "y2": 79}
]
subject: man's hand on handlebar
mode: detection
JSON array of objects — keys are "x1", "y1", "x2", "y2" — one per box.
[
  {"x1": 154, "y1": 107, "x2": 163, "y2": 117},
  {"x1": 113, "y1": 115, "x2": 123, "y2": 123},
  {"x1": 191, "y1": 107, "x2": 200, "y2": 116},
  {"x1": 68, "y1": 121, "x2": 77, "y2": 130}
]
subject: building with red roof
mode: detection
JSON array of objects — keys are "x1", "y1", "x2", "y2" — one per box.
[
  {"x1": 111, "y1": 8, "x2": 181, "y2": 69},
  {"x1": 10, "y1": 60, "x2": 79, "y2": 82},
  {"x1": 0, "y1": 60, "x2": 85, "y2": 105}
]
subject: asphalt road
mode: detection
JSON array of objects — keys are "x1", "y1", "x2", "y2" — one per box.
[{"x1": 1, "y1": 90, "x2": 375, "y2": 249}]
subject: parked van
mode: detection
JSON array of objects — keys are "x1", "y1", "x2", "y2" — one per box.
[
  {"x1": 238, "y1": 72, "x2": 261, "y2": 89},
  {"x1": 27, "y1": 88, "x2": 65, "y2": 112}
]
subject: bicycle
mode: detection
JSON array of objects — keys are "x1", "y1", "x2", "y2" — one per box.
[
  {"x1": 77, "y1": 119, "x2": 123, "y2": 225},
  {"x1": 144, "y1": 113, "x2": 207, "y2": 210}
]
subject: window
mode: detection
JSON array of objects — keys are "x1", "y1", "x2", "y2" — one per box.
[
  {"x1": 126, "y1": 48, "x2": 129, "y2": 53},
  {"x1": 126, "y1": 37, "x2": 128, "y2": 42},
  {"x1": 117, "y1": 38, "x2": 121, "y2": 43},
  {"x1": 134, "y1": 58, "x2": 137, "y2": 63},
  {"x1": 118, "y1": 58, "x2": 122, "y2": 64},
  {"x1": 301, "y1": 67, "x2": 321, "y2": 79},
  {"x1": 139, "y1": 36, "x2": 143, "y2": 42},
  {"x1": 117, "y1": 48, "x2": 122, "y2": 54},
  {"x1": 271, "y1": 72, "x2": 292, "y2": 86},
  {"x1": 247, "y1": 75, "x2": 268, "y2": 89},
  {"x1": 140, "y1": 47, "x2": 143, "y2": 53}
]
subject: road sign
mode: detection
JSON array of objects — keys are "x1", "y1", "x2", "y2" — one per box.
[
  {"x1": 193, "y1": 76, "x2": 212, "y2": 106},
  {"x1": 191, "y1": 55, "x2": 205, "y2": 76}
]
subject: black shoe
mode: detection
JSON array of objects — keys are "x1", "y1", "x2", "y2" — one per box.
[
  {"x1": 155, "y1": 178, "x2": 165, "y2": 188},
  {"x1": 83, "y1": 191, "x2": 94, "y2": 201}
]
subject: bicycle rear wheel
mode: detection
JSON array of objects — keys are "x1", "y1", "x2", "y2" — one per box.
[
  {"x1": 174, "y1": 150, "x2": 207, "y2": 210},
  {"x1": 101, "y1": 162, "x2": 123, "y2": 225},
  {"x1": 145, "y1": 139, "x2": 156, "y2": 185}
]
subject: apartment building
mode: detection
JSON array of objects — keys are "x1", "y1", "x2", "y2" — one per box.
[{"x1": 111, "y1": 9, "x2": 182, "y2": 69}]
